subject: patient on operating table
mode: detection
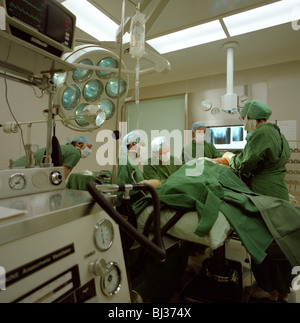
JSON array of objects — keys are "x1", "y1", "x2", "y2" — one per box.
[{"x1": 132, "y1": 157, "x2": 300, "y2": 303}]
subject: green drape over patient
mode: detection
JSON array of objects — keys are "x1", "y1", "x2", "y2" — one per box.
[{"x1": 132, "y1": 159, "x2": 300, "y2": 266}]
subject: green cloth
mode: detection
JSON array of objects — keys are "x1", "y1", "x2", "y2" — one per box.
[
  {"x1": 248, "y1": 195, "x2": 300, "y2": 268},
  {"x1": 133, "y1": 159, "x2": 275, "y2": 264},
  {"x1": 116, "y1": 154, "x2": 145, "y2": 205},
  {"x1": 66, "y1": 171, "x2": 111, "y2": 191},
  {"x1": 245, "y1": 193, "x2": 298, "y2": 293},
  {"x1": 240, "y1": 100, "x2": 272, "y2": 119},
  {"x1": 230, "y1": 123, "x2": 291, "y2": 200},
  {"x1": 12, "y1": 145, "x2": 80, "y2": 170},
  {"x1": 132, "y1": 159, "x2": 300, "y2": 292},
  {"x1": 182, "y1": 140, "x2": 222, "y2": 163},
  {"x1": 143, "y1": 155, "x2": 182, "y2": 182},
  {"x1": 67, "y1": 173, "x2": 98, "y2": 190}
]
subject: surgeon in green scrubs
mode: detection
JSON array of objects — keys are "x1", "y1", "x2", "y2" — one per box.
[
  {"x1": 118, "y1": 132, "x2": 188, "y2": 302},
  {"x1": 12, "y1": 136, "x2": 93, "y2": 179},
  {"x1": 223, "y1": 100, "x2": 292, "y2": 302},
  {"x1": 143, "y1": 136, "x2": 182, "y2": 182},
  {"x1": 223, "y1": 100, "x2": 291, "y2": 201},
  {"x1": 182, "y1": 121, "x2": 222, "y2": 163},
  {"x1": 117, "y1": 131, "x2": 161, "y2": 204}
]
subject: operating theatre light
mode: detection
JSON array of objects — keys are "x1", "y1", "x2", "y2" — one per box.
[
  {"x1": 54, "y1": 45, "x2": 129, "y2": 131},
  {"x1": 79, "y1": 105, "x2": 106, "y2": 127}
]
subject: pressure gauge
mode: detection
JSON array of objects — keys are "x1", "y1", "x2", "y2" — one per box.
[
  {"x1": 94, "y1": 219, "x2": 114, "y2": 251},
  {"x1": 9, "y1": 173, "x2": 27, "y2": 190},
  {"x1": 101, "y1": 262, "x2": 121, "y2": 296}
]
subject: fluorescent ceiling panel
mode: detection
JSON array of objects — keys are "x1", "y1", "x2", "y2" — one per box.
[
  {"x1": 62, "y1": 0, "x2": 130, "y2": 42},
  {"x1": 223, "y1": 0, "x2": 300, "y2": 36},
  {"x1": 147, "y1": 20, "x2": 227, "y2": 54}
]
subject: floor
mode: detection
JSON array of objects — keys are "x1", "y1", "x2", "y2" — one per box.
[{"x1": 167, "y1": 241, "x2": 298, "y2": 304}]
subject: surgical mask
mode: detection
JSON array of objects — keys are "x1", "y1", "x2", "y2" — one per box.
[
  {"x1": 243, "y1": 118, "x2": 257, "y2": 131},
  {"x1": 194, "y1": 132, "x2": 205, "y2": 144},
  {"x1": 243, "y1": 101, "x2": 257, "y2": 132},
  {"x1": 80, "y1": 146, "x2": 92, "y2": 158},
  {"x1": 160, "y1": 152, "x2": 170, "y2": 163},
  {"x1": 130, "y1": 144, "x2": 147, "y2": 161},
  {"x1": 137, "y1": 145, "x2": 147, "y2": 160}
]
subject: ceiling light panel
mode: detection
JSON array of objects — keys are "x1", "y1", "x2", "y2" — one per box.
[
  {"x1": 223, "y1": 0, "x2": 300, "y2": 37},
  {"x1": 147, "y1": 20, "x2": 227, "y2": 54},
  {"x1": 62, "y1": 0, "x2": 130, "y2": 42}
]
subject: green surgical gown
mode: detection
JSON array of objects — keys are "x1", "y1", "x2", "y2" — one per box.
[
  {"x1": 143, "y1": 155, "x2": 182, "y2": 182},
  {"x1": 182, "y1": 140, "x2": 222, "y2": 163},
  {"x1": 12, "y1": 145, "x2": 80, "y2": 170},
  {"x1": 230, "y1": 123, "x2": 291, "y2": 201}
]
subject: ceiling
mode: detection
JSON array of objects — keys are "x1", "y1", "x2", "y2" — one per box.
[{"x1": 75, "y1": 0, "x2": 300, "y2": 88}]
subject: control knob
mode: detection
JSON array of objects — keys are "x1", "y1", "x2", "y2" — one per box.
[{"x1": 50, "y1": 171, "x2": 63, "y2": 185}]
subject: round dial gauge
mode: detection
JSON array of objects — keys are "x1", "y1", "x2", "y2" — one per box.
[
  {"x1": 9, "y1": 173, "x2": 26, "y2": 190},
  {"x1": 211, "y1": 107, "x2": 220, "y2": 115},
  {"x1": 101, "y1": 262, "x2": 121, "y2": 296},
  {"x1": 201, "y1": 99, "x2": 212, "y2": 111},
  {"x1": 94, "y1": 219, "x2": 114, "y2": 251}
]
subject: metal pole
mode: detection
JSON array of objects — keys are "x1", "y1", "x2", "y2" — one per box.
[
  {"x1": 41, "y1": 77, "x2": 56, "y2": 167},
  {"x1": 112, "y1": 0, "x2": 126, "y2": 185},
  {"x1": 226, "y1": 47, "x2": 234, "y2": 95}
]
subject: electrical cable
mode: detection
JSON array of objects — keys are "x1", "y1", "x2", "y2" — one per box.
[
  {"x1": 30, "y1": 85, "x2": 44, "y2": 99},
  {"x1": 2, "y1": 41, "x2": 44, "y2": 152},
  {"x1": 3, "y1": 77, "x2": 26, "y2": 151},
  {"x1": 2, "y1": 42, "x2": 26, "y2": 150},
  {"x1": 87, "y1": 181, "x2": 166, "y2": 261}
]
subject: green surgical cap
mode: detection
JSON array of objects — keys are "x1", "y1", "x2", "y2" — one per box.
[
  {"x1": 240, "y1": 100, "x2": 272, "y2": 120},
  {"x1": 191, "y1": 121, "x2": 206, "y2": 131}
]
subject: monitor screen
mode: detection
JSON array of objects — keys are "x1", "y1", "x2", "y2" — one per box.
[{"x1": 208, "y1": 125, "x2": 247, "y2": 150}]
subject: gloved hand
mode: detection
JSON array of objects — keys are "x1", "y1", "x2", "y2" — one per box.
[
  {"x1": 213, "y1": 158, "x2": 229, "y2": 166},
  {"x1": 222, "y1": 151, "x2": 235, "y2": 163},
  {"x1": 138, "y1": 179, "x2": 162, "y2": 189}
]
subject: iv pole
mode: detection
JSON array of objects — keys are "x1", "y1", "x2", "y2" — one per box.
[{"x1": 111, "y1": 0, "x2": 126, "y2": 185}]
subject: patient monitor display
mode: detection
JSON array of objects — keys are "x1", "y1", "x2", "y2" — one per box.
[
  {"x1": 208, "y1": 125, "x2": 247, "y2": 150},
  {"x1": 2, "y1": 0, "x2": 75, "y2": 56}
]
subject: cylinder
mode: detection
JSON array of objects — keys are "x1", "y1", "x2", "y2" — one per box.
[
  {"x1": 3, "y1": 122, "x2": 18, "y2": 134},
  {"x1": 226, "y1": 47, "x2": 234, "y2": 95}
]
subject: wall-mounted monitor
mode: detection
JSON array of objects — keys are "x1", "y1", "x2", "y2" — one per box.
[{"x1": 207, "y1": 125, "x2": 247, "y2": 150}]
